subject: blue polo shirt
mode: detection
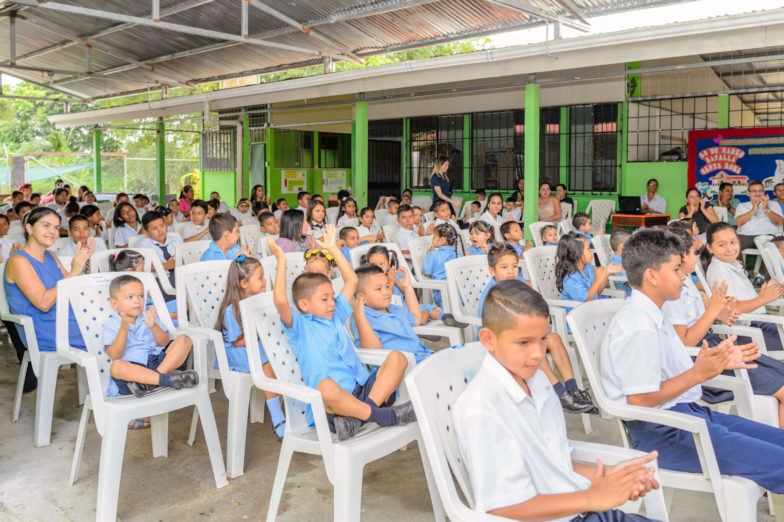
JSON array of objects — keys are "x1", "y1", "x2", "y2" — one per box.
[
  {"x1": 200, "y1": 241, "x2": 242, "y2": 261},
  {"x1": 103, "y1": 313, "x2": 167, "y2": 396},
  {"x1": 466, "y1": 244, "x2": 488, "y2": 256},
  {"x1": 284, "y1": 294, "x2": 368, "y2": 425},
  {"x1": 216, "y1": 304, "x2": 269, "y2": 372},
  {"x1": 423, "y1": 245, "x2": 460, "y2": 280},
  {"x1": 509, "y1": 242, "x2": 523, "y2": 257},
  {"x1": 576, "y1": 231, "x2": 593, "y2": 245},
  {"x1": 351, "y1": 304, "x2": 434, "y2": 363},
  {"x1": 341, "y1": 245, "x2": 352, "y2": 261},
  {"x1": 478, "y1": 276, "x2": 527, "y2": 317},
  {"x1": 610, "y1": 254, "x2": 632, "y2": 297},
  {"x1": 562, "y1": 265, "x2": 608, "y2": 305}
]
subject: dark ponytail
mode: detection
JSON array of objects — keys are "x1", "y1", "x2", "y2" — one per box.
[{"x1": 555, "y1": 232, "x2": 587, "y2": 292}]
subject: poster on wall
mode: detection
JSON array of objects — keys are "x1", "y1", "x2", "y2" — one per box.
[
  {"x1": 281, "y1": 169, "x2": 306, "y2": 194},
  {"x1": 322, "y1": 169, "x2": 347, "y2": 194},
  {"x1": 688, "y1": 127, "x2": 784, "y2": 201}
]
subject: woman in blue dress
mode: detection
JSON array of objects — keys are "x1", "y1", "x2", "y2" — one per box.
[{"x1": 429, "y1": 155, "x2": 460, "y2": 216}]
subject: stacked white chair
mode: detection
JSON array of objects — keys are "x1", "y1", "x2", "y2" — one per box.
[
  {"x1": 374, "y1": 208, "x2": 389, "y2": 225},
  {"x1": 173, "y1": 222, "x2": 188, "y2": 237},
  {"x1": 585, "y1": 199, "x2": 616, "y2": 236},
  {"x1": 239, "y1": 291, "x2": 443, "y2": 522},
  {"x1": 557, "y1": 218, "x2": 574, "y2": 237},
  {"x1": 325, "y1": 206, "x2": 339, "y2": 224},
  {"x1": 175, "y1": 260, "x2": 265, "y2": 478},
  {"x1": 713, "y1": 205, "x2": 729, "y2": 223},
  {"x1": 592, "y1": 233, "x2": 614, "y2": 267},
  {"x1": 175, "y1": 240, "x2": 211, "y2": 266},
  {"x1": 567, "y1": 299, "x2": 766, "y2": 522},
  {"x1": 239, "y1": 224, "x2": 262, "y2": 255},
  {"x1": 762, "y1": 240, "x2": 784, "y2": 282},
  {"x1": 2, "y1": 262, "x2": 87, "y2": 447},
  {"x1": 561, "y1": 200, "x2": 573, "y2": 220},
  {"x1": 90, "y1": 247, "x2": 176, "y2": 297},
  {"x1": 57, "y1": 271, "x2": 227, "y2": 520},
  {"x1": 409, "y1": 235, "x2": 449, "y2": 311},
  {"x1": 382, "y1": 222, "x2": 400, "y2": 244},
  {"x1": 405, "y1": 341, "x2": 669, "y2": 522},
  {"x1": 106, "y1": 227, "x2": 116, "y2": 249}
]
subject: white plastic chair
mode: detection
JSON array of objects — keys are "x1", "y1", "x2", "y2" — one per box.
[
  {"x1": 126, "y1": 234, "x2": 147, "y2": 248},
  {"x1": 382, "y1": 223, "x2": 400, "y2": 244},
  {"x1": 411, "y1": 195, "x2": 432, "y2": 210},
  {"x1": 256, "y1": 234, "x2": 278, "y2": 258},
  {"x1": 57, "y1": 272, "x2": 227, "y2": 520},
  {"x1": 586, "y1": 199, "x2": 616, "y2": 235},
  {"x1": 2, "y1": 262, "x2": 86, "y2": 447},
  {"x1": 593, "y1": 233, "x2": 614, "y2": 267},
  {"x1": 325, "y1": 206, "x2": 339, "y2": 224},
  {"x1": 90, "y1": 247, "x2": 176, "y2": 296},
  {"x1": 374, "y1": 208, "x2": 389, "y2": 225},
  {"x1": 567, "y1": 299, "x2": 766, "y2": 522},
  {"x1": 561, "y1": 201, "x2": 573, "y2": 220},
  {"x1": 239, "y1": 224, "x2": 262, "y2": 255},
  {"x1": 557, "y1": 218, "x2": 574, "y2": 237},
  {"x1": 762, "y1": 240, "x2": 784, "y2": 282},
  {"x1": 106, "y1": 227, "x2": 115, "y2": 249},
  {"x1": 409, "y1": 235, "x2": 449, "y2": 311},
  {"x1": 528, "y1": 221, "x2": 552, "y2": 248},
  {"x1": 405, "y1": 341, "x2": 669, "y2": 522},
  {"x1": 175, "y1": 260, "x2": 265, "y2": 478},
  {"x1": 443, "y1": 256, "x2": 492, "y2": 333},
  {"x1": 173, "y1": 222, "x2": 188, "y2": 237},
  {"x1": 239, "y1": 291, "x2": 444, "y2": 522},
  {"x1": 241, "y1": 216, "x2": 257, "y2": 227},
  {"x1": 714, "y1": 205, "x2": 729, "y2": 223},
  {"x1": 175, "y1": 240, "x2": 211, "y2": 266},
  {"x1": 423, "y1": 211, "x2": 435, "y2": 222},
  {"x1": 754, "y1": 235, "x2": 775, "y2": 280},
  {"x1": 48, "y1": 236, "x2": 72, "y2": 252}
]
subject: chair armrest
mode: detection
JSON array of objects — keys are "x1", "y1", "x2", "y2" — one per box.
[
  {"x1": 603, "y1": 289, "x2": 626, "y2": 299},
  {"x1": 571, "y1": 440, "x2": 657, "y2": 467},
  {"x1": 702, "y1": 373, "x2": 756, "y2": 420},
  {"x1": 547, "y1": 298, "x2": 584, "y2": 309},
  {"x1": 177, "y1": 324, "x2": 227, "y2": 385},
  {"x1": 412, "y1": 279, "x2": 448, "y2": 291},
  {"x1": 608, "y1": 274, "x2": 627, "y2": 284},
  {"x1": 711, "y1": 324, "x2": 768, "y2": 354},
  {"x1": 355, "y1": 348, "x2": 416, "y2": 370},
  {"x1": 413, "y1": 325, "x2": 462, "y2": 347},
  {"x1": 739, "y1": 312, "x2": 784, "y2": 325}
]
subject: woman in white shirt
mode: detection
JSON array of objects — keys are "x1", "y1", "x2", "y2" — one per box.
[{"x1": 640, "y1": 178, "x2": 667, "y2": 214}]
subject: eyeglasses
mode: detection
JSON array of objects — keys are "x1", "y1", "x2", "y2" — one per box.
[
  {"x1": 304, "y1": 249, "x2": 333, "y2": 261},
  {"x1": 647, "y1": 182, "x2": 658, "y2": 187}
]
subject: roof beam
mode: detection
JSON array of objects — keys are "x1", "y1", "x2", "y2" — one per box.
[
  {"x1": 12, "y1": 0, "x2": 355, "y2": 61},
  {"x1": 485, "y1": 0, "x2": 590, "y2": 32},
  {"x1": 247, "y1": 0, "x2": 363, "y2": 63},
  {"x1": 551, "y1": 0, "x2": 589, "y2": 25},
  {"x1": 0, "y1": 67, "x2": 93, "y2": 101}
]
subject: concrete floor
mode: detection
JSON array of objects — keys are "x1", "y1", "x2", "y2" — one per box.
[{"x1": 0, "y1": 335, "x2": 776, "y2": 521}]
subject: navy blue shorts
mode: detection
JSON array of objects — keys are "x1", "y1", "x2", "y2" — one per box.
[
  {"x1": 115, "y1": 341, "x2": 177, "y2": 396},
  {"x1": 326, "y1": 369, "x2": 396, "y2": 432}
]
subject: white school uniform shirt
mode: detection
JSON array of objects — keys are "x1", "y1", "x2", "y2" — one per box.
[
  {"x1": 46, "y1": 202, "x2": 67, "y2": 220},
  {"x1": 295, "y1": 205, "x2": 307, "y2": 214},
  {"x1": 601, "y1": 289, "x2": 702, "y2": 410},
  {"x1": 57, "y1": 238, "x2": 107, "y2": 258},
  {"x1": 336, "y1": 215, "x2": 355, "y2": 227},
  {"x1": 113, "y1": 222, "x2": 142, "y2": 247},
  {"x1": 357, "y1": 223, "x2": 380, "y2": 238},
  {"x1": 0, "y1": 237, "x2": 17, "y2": 260},
  {"x1": 395, "y1": 226, "x2": 419, "y2": 251},
  {"x1": 273, "y1": 209, "x2": 283, "y2": 221},
  {"x1": 735, "y1": 201, "x2": 783, "y2": 236},
  {"x1": 88, "y1": 222, "x2": 109, "y2": 242},
  {"x1": 662, "y1": 276, "x2": 704, "y2": 328},
  {"x1": 217, "y1": 201, "x2": 229, "y2": 213},
  {"x1": 640, "y1": 193, "x2": 667, "y2": 214},
  {"x1": 307, "y1": 222, "x2": 325, "y2": 240},
  {"x1": 452, "y1": 353, "x2": 590, "y2": 518},
  {"x1": 136, "y1": 233, "x2": 182, "y2": 263},
  {"x1": 172, "y1": 212, "x2": 184, "y2": 224},
  {"x1": 502, "y1": 207, "x2": 522, "y2": 221},
  {"x1": 478, "y1": 211, "x2": 504, "y2": 227},
  {"x1": 181, "y1": 221, "x2": 208, "y2": 240},
  {"x1": 706, "y1": 257, "x2": 765, "y2": 313},
  {"x1": 385, "y1": 213, "x2": 398, "y2": 227}
]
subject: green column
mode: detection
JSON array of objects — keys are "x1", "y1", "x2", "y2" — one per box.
[
  {"x1": 559, "y1": 107, "x2": 569, "y2": 186},
  {"x1": 242, "y1": 114, "x2": 251, "y2": 198},
  {"x1": 403, "y1": 118, "x2": 410, "y2": 190},
  {"x1": 463, "y1": 114, "x2": 471, "y2": 192},
  {"x1": 93, "y1": 128, "x2": 102, "y2": 192},
  {"x1": 352, "y1": 100, "x2": 369, "y2": 208},
  {"x1": 265, "y1": 127, "x2": 275, "y2": 193},
  {"x1": 313, "y1": 131, "x2": 320, "y2": 169},
  {"x1": 156, "y1": 119, "x2": 166, "y2": 204},
  {"x1": 523, "y1": 83, "x2": 540, "y2": 240},
  {"x1": 718, "y1": 94, "x2": 729, "y2": 128}
]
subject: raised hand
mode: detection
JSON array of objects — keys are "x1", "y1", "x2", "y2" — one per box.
[
  {"x1": 316, "y1": 224, "x2": 337, "y2": 250},
  {"x1": 759, "y1": 280, "x2": 784, "y2": 303},
  {"x1": 352, "y1": 293, "x2": 366, "y2": 315},
  {"x1": 586, "y1": 459, "x2": 658, "y2": 511},
  {"x1": 763, "y1": 195, "x2": 770, "y2": 211},
  {"x1": 606, "y1": 262, "x2": 624, "y2": 275},
  {"x1": 142, "y1": 306, "x2": 157, "y2": 328},
  {"x1": 240, "y1": 243, "x2": 250, "y2": 257}
]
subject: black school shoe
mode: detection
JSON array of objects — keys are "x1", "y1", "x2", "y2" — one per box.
[
  {"x1": 559, "y1": 388, "x2": 595, "y2": 414},
  {"x1": 440, "y1": 313, "x2": 469, "y2": 328},
  {"x1": 127, "y1": 382, "x2": 154, "y2": 398},
  {"x1": 334, "y1": 416, "x2": 363, "y2": 441},
  {"x1": 392, "y1": 401, "x2": 417, "y2": 425},
  {"x1": 577, "y1": 389, "x2": 600, "y2": 415},
  {"x1": 168, "y1": 369, "x2": 199, "y2": 390}
]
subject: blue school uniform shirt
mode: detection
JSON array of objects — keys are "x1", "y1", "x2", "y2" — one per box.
[
  {"x1": 103, "y1": 313, "x2": 167, "y2": 396},
  {"x1": 561, "y1": 265, "x2": 607, "y2": 305},
  {"x1": 217, "y1": 304, "x2": 268, "y2": 373},
  {"x1": 478, "y1": 276, "x2": 526, "y2": 317},
  {"x1": 423, "y1": 245, "x2": 460, "y2": 279},
  {"x1": 341, "y1": 245, "x2": 352, "y2": 261},
  {"x1": 466, "y1": 244, "x2": 487, "y2": 256},
  {"x1": 576, "y1": 231, "x2": 593, "y2": 245},
  {"x1": 509, "y1": 242, "x2": 523, "y2": 257},
  {"x1": 545, "y1": 242, "x2": 557, "y2": 247},
  {"x1": 351, "y1": 304, "x2": 434, "y2": 363},
  {"x1": 200, "y1": 241, "x2": 242, "y2": 261},
  {"x1": 284, "y1": 294, "x2": 369, "y2": 425},
  {"x1": 610, "y1": 254, "x2": 632, "y2": 297}
]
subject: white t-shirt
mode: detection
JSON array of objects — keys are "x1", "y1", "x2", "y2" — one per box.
[
  {"x1": 478, "y1": 211, "x2": 504, "y2": 227},
  {"x1": 706, "y1": 257, "x2": 765, "y2": 313},
  {"x1": 181, "y1": 222, "x2": 208, "y2": 241},
  {"x1": 113, "y1": 222, "x2": 142, "y2": 247},
  {"x1": 357, "y1": 224, "x2": 381, "y2": 239},
  {"x1": 453, "y1": 353, "x2": 590, "y2": 518},
  {"x1": 640, "y1": 193, "x2": 667, "y2": 214},
  {"x1": 735, "y1": 201, "x2": 783, "y2": 236},
  {"x1": 57, "y1": 238, "x2": 107, "y2": 258},
  {"x1": 395, "y1": 226, "x2": 419, "y2": 251},
  {"x1": 502, "y1": 207, "x2": 522, "y2": 221},
  {"x1": 662, "y1": 276, "x2": 705, "y2": 328},
  {"x1": 601, "y1": 289, "x2": 702, "y2": 410}
]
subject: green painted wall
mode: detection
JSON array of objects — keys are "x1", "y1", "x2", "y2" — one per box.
[
  {"x1": 621, "y1": 162, "x2": 687, "y2": 217},
  {"x1": 267, "y1": 168, "x2": 353, "y2": 207},
  {"x1": 202, "y1": 170, "x2": 237, "y2": 207}
]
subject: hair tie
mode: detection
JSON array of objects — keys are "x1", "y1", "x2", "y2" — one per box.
[
  {"x1": 236, "y1": 254, "x2": 247, "y2": 262},
  {"x1": 114, "y1": 253, "x2": 120, "y2": 259}
]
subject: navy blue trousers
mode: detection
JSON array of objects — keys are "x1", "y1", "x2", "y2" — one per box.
[{"x1": 571, "y1": 511, "x2": 653, "y2": 521}]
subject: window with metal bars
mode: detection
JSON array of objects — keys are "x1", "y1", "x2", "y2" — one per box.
[
  {"x1": 569, "y1": 103, "x2": 619, "y2": 193},
  {"x1": 729, "y1": 92, "x2": 784, "y2": 128},
  {"x1": 539, "y1": 107, "x2": 561, "y2": 188},
  {"x1": 408, "y1": 115, "x2": 464, "y2": 190},
  {"x1": 628, "y1": 96, "x2": 717, "y2": 162},
  {"x1": 471, "y1": 110, "x2": 523, "y2": 191},
  {"x1": 202, "y1": 128, "x2": 235, "y2": 171}
]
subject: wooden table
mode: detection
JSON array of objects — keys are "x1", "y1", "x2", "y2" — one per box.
[{"x1": 611, "y1": 213, "x2": 671, "y2": 229}]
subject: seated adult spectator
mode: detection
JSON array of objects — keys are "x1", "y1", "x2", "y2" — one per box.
[
  {"x1": 774, "y1": 182, "x2": 784, "y2": 217},
  {"x1": 678, "y1": 188, "x2": 718, "y2": 235},
  {"x1": 711, "y1": 181, "x2": 740, "y2": 225},
  {"x1": 555, "y1": 183, "x2": 575, "y2": 212},
  {"x1": 640, "y1": 178, "x2": 666, "y2": 214},
  {"x1": 537, "y1": 182, "x2": 562, "y2": 223},
  {"x1": 514, "y1": 177, "x2": 525, "y2": 209},
  {"x1": 735, "y1": 179, "x2": 784, "y2": 280}
]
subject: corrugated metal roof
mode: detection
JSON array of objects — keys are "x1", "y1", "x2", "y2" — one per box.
[{"x1": 0, "y1": 0, "x2": 689, "y2": 100}]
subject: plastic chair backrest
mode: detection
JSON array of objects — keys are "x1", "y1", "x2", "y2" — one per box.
[
  {"x1": 528, "y1": 221, "x2": 551, "y2": 248},
  {"x1": 176, "y1": 260, "x2": 231, "y2": 331},
  {"x1": 59, "y1": 256, "x2": 72, "y2": 272},
  {"x1": 593, "y1": 234, "x2": 613, "y2": 267},
  {"x1": 49, "y1": 237, "x2": 72, "y2": 252},
  {"x1": 173, "y1": 222, "x2": 188, "y2": 236},
  {"x1": 405, "y1": 342, "x2": 486, "y2": 509},
  {"x1": 557, "y1": 219, "x2": 574, "y2": 237},
  {"x1": 326, "y1": 207, "x2": 339, "y2": 225},
  {"x1": 383, "y1": 223, "x2": 400, "y2": 243},
  {"x1": 259, "y1": 255, "x2": 277, "y2": 290},
  {"x1": 444, "y1": 256, "x2": 492, "y2": 318},
  {"x1": 763, "y1": 241, "x2": 784, "y2": 282},
  {"x1": 694, "y1": 259, "x2": 711, "y2": 297},
  {"x1": 451, "y1": 196, "x2": 463, "y2": 212},
  {"x1": 411, "y1": 195, "x2": 432, "y2": 210},
  {"x1": 241, "y1": 217, "x2": 257, "y2": 227},
  {"x1": 239, "y1": 224, "x2": 262, "y2": 255},
  {"x1": 107, "y1": 227, "x2": 116, "y2": 249},
  {"x1": 586, "y1": 199, "x2": 616, "y2": 235},
  {"x1": 127, "y1": 234, "x2": 146, "y2": 248},
  {"x1": 257, "y1": 234, "x2": 278, "y2": 258},
  {"x1": 561, "y1": 201, "x2": 573, "y2": 220},
  {"x1": 524, "y1": 246, "x2": 560, "y2": 299},
  {"x1": 423, "y1": 211, "x2": 435, "y2": 223},
  {"x1": 175, "y1": 240, "x2": 211, "y2": 266},
  {"x1": 375, "y1": 208, "x2": 389, "y2": 224},
  {"x1": 409, "y1": 235, "x2": 434, "y2": 279},
  {"x1": 458, "y1": 229, "x2": 471, "y2": 254},
  {"x1": 713, "y1": 206, "x2": 728, "y2": 223},
  {"x1": 89, "y1": 248, "x2": 175, "y2": 295},
  {"x1": 348, "y1": 242, "x2": 408, "y2": 270}
]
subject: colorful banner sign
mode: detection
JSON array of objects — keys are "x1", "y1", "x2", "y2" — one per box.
[{"x1": 688, "y1": 127, "x2": 784, "y2": 201}]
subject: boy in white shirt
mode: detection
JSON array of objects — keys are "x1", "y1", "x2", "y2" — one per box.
[
  {"x1": 295, "y1": 191, "x2": 310, "y2": 213},
  {"x1": 502, "y1": 196, "x2": 522, "y2": 222},
  {"x1": 137, "y1": 210, "x2": 181, "y2": 287},
  {"x1": 394, "y1": 204, "x2": 425, "y2": 255},
  {"x1": 454, "y1": 279, "x2": 660, "y2": 521},
  {"x1": 57, "y1": 215, "x2": 105, "y2": 259},
  {"x1": 601, "y1": 227, "x2": 784, "y2": 500},
  {"x1": 384, "y1": 198, "x2": 400, "y2": 226},
  {"x1": 182, "y1": 200, "x2": 210, "y2": 242}
]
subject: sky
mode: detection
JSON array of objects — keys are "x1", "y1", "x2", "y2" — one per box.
[{"x1": 2, "y1": 0, "x2": 783, "y2": 91}]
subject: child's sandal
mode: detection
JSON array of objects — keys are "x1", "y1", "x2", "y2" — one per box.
[
  {"x1": 271, "y1": 420, "x2": 286, "y2": 442},
  {"x1": 128, "y1": 418, "x2": 150, "y2": 430}
]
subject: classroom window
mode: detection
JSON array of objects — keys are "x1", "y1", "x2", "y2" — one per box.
[
  {"x1": 729, "y1": 91, "x2": 784, "y2": 128},
  {"x1": 318, "y1": 132, "x2": 351, "y2": 168},
  {"x1": 471, "y1": 110, "x2": 524, "y2": 191},
  {"x1": 408, "y1": 115, "x2": 464, "y2": 191},
  {"x1": 202, "y1": 128, "x2": 235, "y2": 171},
  {"x1": 539, "y1": 106, "x2": 561, "y2": 188},
  {"x1": 569, "y1": 103, "x2": 619, "y2": 193},
  {"x1": 627, "y1": 96, "x2": 717, "y2": 162}
]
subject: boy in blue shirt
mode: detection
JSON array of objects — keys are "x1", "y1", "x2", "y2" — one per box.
[
  {"x1": 500, "y1": 221, "x2": 532, "y2": 258},
  {"x1": 609, "y1": 228, "x2": 632, "y2": 296},
  {"x1": 104, "y1": 274, "x2": 197, "y2": 397},
  {"x1": 270, "y1": 225, "x2": 416, "y2": 441},
  {"x1": 573, "y1": 212, "x2": 601, "y2": 245},
  {"x1": 200, "y1": 213, "x2": 249, "y2": 261},
  {"x1": 338, "y1": 226, "x2": 360, "y2": 261},
  {"x1": 478, "y1": 243, "x2": 596, "y2": 414},
  {"x1": 351, "y1": 264, "x2": 434, "y2": 363}
]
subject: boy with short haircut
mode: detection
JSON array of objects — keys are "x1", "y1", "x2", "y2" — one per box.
[
  {"x1": 137, "y1": 210, "x2": 182, "y2": 286},
  {"x1": 601, "y1": 228, "x2": 784, "y2": 501},
  {"x1": 200, "y1": 212, "x2": 248, "y2": 261},
  {"x1": 432, "y1": 200, "x2": 459, "y2": 232},
  {"x1": 258, "y1": 211, "x2": 279, "y2": 236},
  {"x1": 454, "y1": 279, "x2": 659, "y2": 520},
  {"x1": 30, "y1": 193, "x2": 41, "y2": 206},
  {"x1": 385, "y1": 198, "x2": 401, "y2": 226},
  {"x1": 502, "y1": 196, "x2": 522, "y2": 221},
  {"x1": 609, "y1": 228, "x2": 632, "y2": 296},
  {"x1": 338, "y1": 226, "x2": 360, "y2": 260},
  {"x1": 478, "y1": 243, "x2": 596, "y2": 413},
  {"x1": 468, "y1": 200, "x2": 482, "y2": 220},
  {"x1": 352, "y1": 264, "x2": 434, "y2": 362},
  {"x1": 105, "y1": 274, "x2": 197, "y2": 397},
  {"x1": 182, "y1": 200, "x2": 210, "y2": 242},
  {"x1": 395, "y1": 204, "x2": 425, "y2": 255},
  {"x1": 206, "y1": 198, "x2": 220, "y2": 219},
  {"x1": 62, "y1": 201, "x2": 81, "y2": 235},
  {"x1": 209, "y1": 191, "x2": 230, "y2": 212},
  {"x1": 500, "y1": 221, "x2": 532, "y2": 257},
  {"x1": 269, "y1": 225, "x2": 416, "y2": 441},
  {"x1": 133, "y1": 193, "x2": 150, "y2": 213},
  {"x1": 357, "y1": 207, "x2": 383, "y2": 244},
  {"x1": 295, "y1": 191, "x2": 310, "y2": 213},
  {"x1": 572, "y1": 212, "x2": 598, "y2": 244}
]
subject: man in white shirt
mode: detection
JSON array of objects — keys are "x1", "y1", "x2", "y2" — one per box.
[
  {"x1": 640, "y1": 179, "x2": 666, "y2": 214},
  {"x1": 735, "y1": 179, "x2": 783, "y2": 281},
  {"x1": 394, "y1": 204, "x2": 424, "y2": 255},
  {"x1": 601, "y1": 227, "x2": 784, "y2": 497}
]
